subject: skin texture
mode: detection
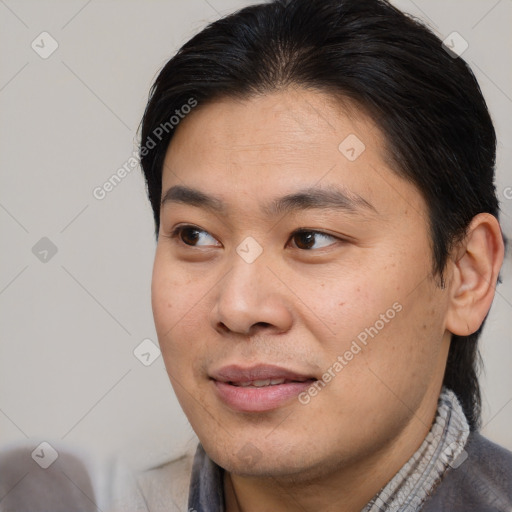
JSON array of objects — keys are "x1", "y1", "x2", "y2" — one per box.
[{"x1": 151, "y1": 87, "x2": 503, "y2": 511}]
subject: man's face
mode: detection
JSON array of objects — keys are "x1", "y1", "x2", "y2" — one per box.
[{"x1": 152, "y1": 88, "x2": 452, "y2": 480}]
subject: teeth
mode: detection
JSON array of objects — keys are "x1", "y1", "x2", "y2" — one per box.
[
  {"x1": 234, "y1": 378, "x2": 286, "y2": 387},
  {"x1": 252, "y1": 379, "x2": 271, "y2": 387}
]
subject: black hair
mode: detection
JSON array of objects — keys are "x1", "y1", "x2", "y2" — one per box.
[{"x1": 139, "y1": 0, "x2": 501, "y2": 430}]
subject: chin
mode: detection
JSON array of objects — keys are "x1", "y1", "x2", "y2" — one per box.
[{"x1": 202, "y1": 434, "x2": 334, "y2": 482}]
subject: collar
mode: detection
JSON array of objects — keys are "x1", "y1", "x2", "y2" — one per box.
[
  {"x1": 363, "y1": 387, "x2": 470, "y2": 511},
  {"x1": 188, "y1": 387, "x2": 470, "y2": 512}
]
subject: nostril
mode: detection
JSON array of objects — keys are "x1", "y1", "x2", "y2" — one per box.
[
  {"x1": 253, "y1": 322, "x2": 272, "y2": 329},
  {"x1": 217, "y1": 322, "x2": 231, "y2": 334},
  {"x1": 218, "y1": 321, "x2": 274, "y2": 337}
]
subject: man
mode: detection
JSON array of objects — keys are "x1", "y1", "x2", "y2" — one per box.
[{"x1": 113, "y1": 0, "x2": 512, "y2": 510}]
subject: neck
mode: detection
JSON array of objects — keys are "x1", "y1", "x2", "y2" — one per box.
[{"x1": 224, "y1": 388, "x2": 441, "y2": 512}]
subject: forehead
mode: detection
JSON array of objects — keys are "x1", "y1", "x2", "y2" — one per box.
[
  {"x1": 167, "y1": 88, "x2": 383, "y2": 165},
  {"x1": 161, "y1": 88, "x2": 425, "y2": 222}
]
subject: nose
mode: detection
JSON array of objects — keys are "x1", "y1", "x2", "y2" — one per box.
[{"x1": 210, "y1": 255, "x2": 293, "y2": 337}]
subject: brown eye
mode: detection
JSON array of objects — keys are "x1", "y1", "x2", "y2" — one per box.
[
  {"x1": 180, "y1": 227, "x2": 201, "y2": 246},
  {"x1": 290, "y1": 230, "x2": 337, "y2": 250},
  {"x1": 293, "y1": 231, "x2": 315, "y2": 249},
  {"x1": 172, "y1": 226, "x2": 219, "y2": 247}
]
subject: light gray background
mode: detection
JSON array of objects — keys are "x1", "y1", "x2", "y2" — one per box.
[{"x1": 1, "y1": 0, "x2": 511, "y2": 480}]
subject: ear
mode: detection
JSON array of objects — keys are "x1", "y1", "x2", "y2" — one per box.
[{"x1": 445, "y1": 213, "x2": 504, "y2": 336}]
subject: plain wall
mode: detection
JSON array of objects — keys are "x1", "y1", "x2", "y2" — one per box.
[{"x1": 1, "y1": 0, "x2": 511, "y2": 489}]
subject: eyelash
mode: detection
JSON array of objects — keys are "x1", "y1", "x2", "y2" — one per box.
[{"x1": 168, "y1": 224, "x2": 341, "y2": 251}]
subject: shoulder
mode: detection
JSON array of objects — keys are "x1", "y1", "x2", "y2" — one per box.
[
  {"x1": 108, "y1": 452, "x2": 194, "y2": 512},
  {"x1": 138, "y1": 453, "x2": 194, "y2": 509},
  {"x1": 422, "y1": 432, "x2": 512, "y2": 511}
]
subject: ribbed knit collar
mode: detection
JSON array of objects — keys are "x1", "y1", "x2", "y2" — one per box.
[
  {"x1": 362, "y1": 387, "x2": 470, "y2": 512},
  {"x1": 189, "y1": 387, "x2": 470, "y2": 511}
]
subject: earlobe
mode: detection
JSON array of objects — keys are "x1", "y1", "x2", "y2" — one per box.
[{"x1": 445, "y1": 213, "x2": 504, "y2": 336}]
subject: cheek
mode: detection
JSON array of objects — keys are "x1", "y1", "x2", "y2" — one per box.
[
  {"x1": 352, "y1": 281, "x2": 448, "y2": 397},
  {"x1": 306, "y1": 253, "x2": 442, "y2": 375},
  {"x1": 151, "y1": 250, "x2": 205, "y2": 359},
  {"x1": 297, "y1": 266, "x2": 387, "y2": 348}
]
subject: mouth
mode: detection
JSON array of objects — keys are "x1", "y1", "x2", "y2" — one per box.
[
  {"x1": 210, "y1": 364, "x2": 317, "y2": 412},
  {"x1": 229, "y1": 377, "x2": 312, "y2": 387}
]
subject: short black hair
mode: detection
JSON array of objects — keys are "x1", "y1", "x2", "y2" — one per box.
[{"x1": 139, "y1": 0, "x2": 501, "y2": 430}]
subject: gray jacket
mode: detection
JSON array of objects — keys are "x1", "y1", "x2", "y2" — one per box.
[{"x1": 110, "y1": 432, "x2": 512, "y2": 511}]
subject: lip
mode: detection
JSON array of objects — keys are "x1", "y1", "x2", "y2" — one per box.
[{"x1": 210, "y1": 364, "x2": 317, "y2": 412}]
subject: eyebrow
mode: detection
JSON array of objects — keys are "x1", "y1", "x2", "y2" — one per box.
[{"x1": 161, "y1": 184, "x2": 377, "y2": 216}]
